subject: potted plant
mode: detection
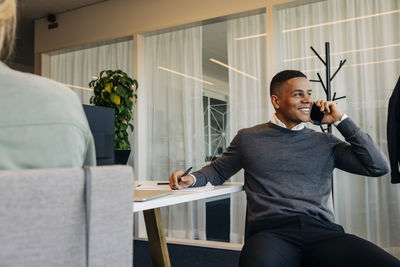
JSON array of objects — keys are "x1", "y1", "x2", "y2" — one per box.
[{"x1": 89, "y1": 69, "x2": 138, "y2": 164}]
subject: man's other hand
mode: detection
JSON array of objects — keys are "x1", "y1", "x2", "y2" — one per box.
[
  {"x1": 169, "y1": 170, "x2": 194, "y2": 190},
  {"x1": 314, "y1": 99, "x2": 343, "y2": 124}
]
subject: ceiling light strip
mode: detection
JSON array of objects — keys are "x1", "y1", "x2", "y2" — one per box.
[
  {"x1": 302, "y1": 57, "x2": 400, "y2": 73},
  {"x1": 333, "y1": 43, "x2": 400, "y2": 56},
  {"x1": 283, "y1": 9, "x2": 400, "y2": 33},
  {"x1": 209, "y1": 58, "x2": 258, "y2": 81},
  {"x1": 284, "y1": 55, "x2": 318, "y2": 63},
  {"x1": 349, "y1": 58, "x2": 400, "y2": 67},
  {"x1": 234, "y1": 33, "x2": 267, "y2": 41},
  {"x1": 63, "y1": 83, "x2": 93, "y2": 91},
  {"x1": 157, "y1": 66, "x2": 213, "y2": 85},
  {"x1": 284, "y1": 43, "x2": 400, "y2": 62}
]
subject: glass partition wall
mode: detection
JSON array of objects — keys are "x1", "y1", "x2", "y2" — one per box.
[
  {"x1": 43, "y1": 37, "x2": 134, "y2": 165},
  {"x1": 140, "y1": 12, "x2": 268, "y2": 243}
]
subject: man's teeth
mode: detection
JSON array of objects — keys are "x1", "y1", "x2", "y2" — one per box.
[{"x1": 299, "y1": 108, "x2": 310, "y2": 111}]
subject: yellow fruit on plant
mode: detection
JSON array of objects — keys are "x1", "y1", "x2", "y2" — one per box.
[
  {"x1": 110, "y1": 93, "x2": 121, "y2": 105},
  {"x1": 105, "y1": 82, "x2": 113, "y2": 93}
]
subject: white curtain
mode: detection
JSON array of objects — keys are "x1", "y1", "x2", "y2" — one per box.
[
  {"x1": 144, "y1": 27, "x2": 206, "y2": 239},
  {"x1": 276, "y1": 0, "x2": 400, "y2": 258},
  {"x1": 49, "y1": 39, "x2": 133, "y2": 105},
  {"x1": 226, "y1": 13, "x2": 269, "y2": 243}
]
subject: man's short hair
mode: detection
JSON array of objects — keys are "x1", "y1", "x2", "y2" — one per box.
[{"x1": 270, "y1": 70, "x2": 307, "y2": 96}]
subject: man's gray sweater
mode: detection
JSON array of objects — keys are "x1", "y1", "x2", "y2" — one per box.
[{"x1": 192, "y1": 118, "x2": 389, "y2": 225}]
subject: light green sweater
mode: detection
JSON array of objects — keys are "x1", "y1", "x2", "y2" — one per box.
[{"x1": 0, "y1": 62, "x2": 96, "y2": 169}]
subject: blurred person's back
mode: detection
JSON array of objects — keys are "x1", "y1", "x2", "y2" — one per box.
[
  {"x1": 0, "y1": 63, "x2": 96, "y2": 169},
  {"x1": 0, "y1": 0, "x2": 96, "y2": 170}
]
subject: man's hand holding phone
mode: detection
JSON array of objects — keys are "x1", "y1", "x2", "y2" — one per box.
[{"x1": 311, "y1": 99, "x2": 343, "y2": 125}]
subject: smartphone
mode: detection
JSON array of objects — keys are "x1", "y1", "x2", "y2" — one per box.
[{"x1": 310, "y1": 103, "x2": 325, "y2": 125}]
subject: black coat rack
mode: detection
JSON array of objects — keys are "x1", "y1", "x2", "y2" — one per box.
[
  {"x1": 309, "y1": 42, "x2": 348, "y2": 206},
  {"x1": 309, "y1": 42, "x2": 347, "y2": 133}
]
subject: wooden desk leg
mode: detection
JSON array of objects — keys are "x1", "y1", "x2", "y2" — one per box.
[{"x1": 143, "y1": 208, "x2": 171, "y2": 267}]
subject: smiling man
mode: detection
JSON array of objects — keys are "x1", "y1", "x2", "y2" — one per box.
[
  {"x1": 270, "y1": 74, "x2": 314, "y2": 129},
  {"x1": 170, "y1": 70, "x2": 399, "y2": 266}
]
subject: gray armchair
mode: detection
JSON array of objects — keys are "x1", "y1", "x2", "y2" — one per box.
[{"x1": 0, "y1": 165, "x2": 134, "y2": 267}]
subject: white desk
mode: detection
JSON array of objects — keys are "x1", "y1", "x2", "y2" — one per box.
[{"x1": 133, "y1": 182, "x2": 244, "y2": 267}]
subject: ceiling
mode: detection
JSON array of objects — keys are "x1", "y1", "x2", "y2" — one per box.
[
  {"x1": 17, "y1": 0, "x2": 108, "y2": 22},
  {"x1": 15, "y1": 0, "x2": 229, "y2": 86}
]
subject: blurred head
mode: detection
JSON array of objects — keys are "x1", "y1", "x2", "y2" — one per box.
[
  {"x1": 270, "y1": 70, "x2": 313, "y2": 129},
  {"x1": 0, "y1": 0, "x2": 16, "y2": 59}
]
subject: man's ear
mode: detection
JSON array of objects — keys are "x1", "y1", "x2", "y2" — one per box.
[{"x1": 271, "y1": 95, "x2": 280, "y2": 109}]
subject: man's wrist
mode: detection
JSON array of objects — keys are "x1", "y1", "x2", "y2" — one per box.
[
  {"x1": 189, "y1": 174, "x2": 196, "y2": 187},
  {"x1": 333, "y1": 113, "x2": 348, "y2": 126}
]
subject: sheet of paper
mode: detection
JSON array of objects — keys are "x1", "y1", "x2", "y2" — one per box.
[
  {"x1": 135, "y1": 182, "x2": 214, "y2": 192},
  {"x1": 179, "y1": 182, "x2": 214, "y2": 192},
  {"x1": 136, "y1": 184, "x2": 171, "y2": 190}
]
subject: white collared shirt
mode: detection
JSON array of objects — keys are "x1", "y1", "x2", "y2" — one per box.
[
  {"x1": 271, "y1": 114, "x2": 306, "y2": 131},
  {"x1": 270, "y1": 113, "x2": 348, "y2": 131}
]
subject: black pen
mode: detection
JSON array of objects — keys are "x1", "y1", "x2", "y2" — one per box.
[
  {"x1": 178, "y1": 166, "x2": 193, "y2": 183},
  {"x1": 157, "y1": 167, "x2": 193, "y2": 186}
]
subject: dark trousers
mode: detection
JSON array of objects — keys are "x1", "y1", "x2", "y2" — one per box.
[{"x1": 239, "y1": 215, "x2": 400, "y2": 267}]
